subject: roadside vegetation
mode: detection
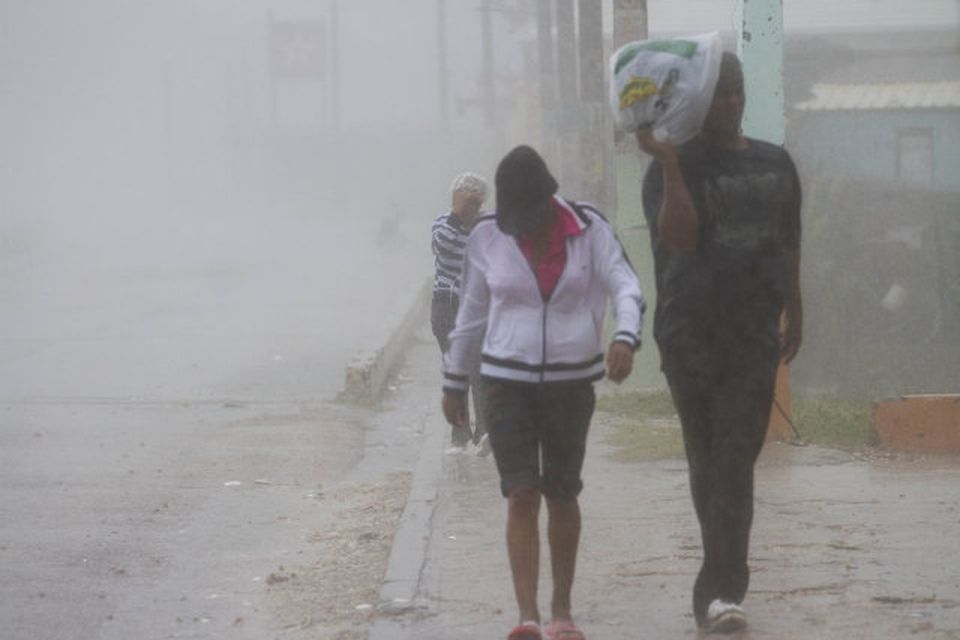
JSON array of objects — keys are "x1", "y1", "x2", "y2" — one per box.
[
  {"x1": 597, "y1": 390, "x2": 874, "y2": 462},
  {"x1": 597, "y1": 390, "x2": 685, "y2": 461},
  {"x1": 791, "y1": 395, "x2": 875, "y2": 449}
]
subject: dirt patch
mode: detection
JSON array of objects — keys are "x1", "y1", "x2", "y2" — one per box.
[{"x1": 265, "y1": 471, "x2": 412, "y2": 640}]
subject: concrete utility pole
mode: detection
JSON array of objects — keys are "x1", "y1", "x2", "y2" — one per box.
[
  {"x1": 577, "y1": 1, "x2": 603, "y2": 117},
  {"x1": 577, "y1": 0, "x2": 607, "y2": 209},
  {"x1": 163, "y1": 59, "x2": 175, "y2": 207},
  {"x1": 329, "y1": 0, "x2": 340, "y2": 131},
  {"x1": 481, "y1": 0, "x2": 496, "y2": 128},
  {"x1": 554, "y1": 0, "x2": 579, "y2": 193},
  {"x1": 735, "y1": 0, "x2": 792, "y2": 441},
  {"x1": 612, "y1": 0, "x2": 648, "y2": 225},
  {"x1": 536, "y1": 0, "x2": 557, "y2": 164},
  {"x1": 735, "y1": 0, "x2": 785, "y2": 144},
  {"x1": 437, "y1": 0, "x2": 450, "y2": 131},
  {"x1": 613, "y1": 0, "x2": 647, "y2": 49}
]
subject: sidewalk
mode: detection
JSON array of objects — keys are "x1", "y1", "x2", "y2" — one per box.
[{"x1": 372, "y1": 334, "x2": 960, "y2": 640}]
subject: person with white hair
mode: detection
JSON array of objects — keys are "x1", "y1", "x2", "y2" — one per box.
[{"x1": 431, "y1": 171, "x2": 490, "y2": 452}]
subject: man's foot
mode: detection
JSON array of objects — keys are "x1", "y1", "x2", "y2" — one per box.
[
  {"x1": 475, "y1": 432, "x2": 492, "y2": 457},
  {"x1": 704, "y1": 599, "x2": 746, "y2": 634},
  {"x1": 507, "y1": 620, "x2": 542, "y2": 640}
]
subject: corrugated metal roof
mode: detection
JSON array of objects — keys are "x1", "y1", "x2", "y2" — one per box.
[{"x1": 794, "y1": 82, "x2": 960, "y2": 111}]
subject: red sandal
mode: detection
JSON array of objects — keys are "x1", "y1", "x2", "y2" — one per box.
[
  {"x1": 544, "y1": 619, "x2": 585, "y2": 640},
  {"x1": 507, "y1": 620, "x2": 543, "y2": 640}
]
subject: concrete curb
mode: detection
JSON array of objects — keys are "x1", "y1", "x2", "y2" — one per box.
[
  {"x1": 354, "y1": 291, "x2": 445, "y2": 639},
  {"x1": 367, "y1": 406, "x2": 445, "y2": 640},
  {"x1": 340, "y1": 279, "x2": 432, "y2": 405},
  {"x1": 334, "y1": 277, "x2": 445, "y2": 638}
]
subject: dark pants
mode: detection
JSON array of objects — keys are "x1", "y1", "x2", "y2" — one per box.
[
  {"x1": 480, "y1": 377, "x2": 595, "y2": 500},
  {"x1": 430, "y1": 293, "x2": 458, "y2": 354},
  {"x1": 662, "y1": 331, "x2": 779, "y2": 625},
  {"x1": 432, "y1": 292, "x2": 486, "y2": 445}
]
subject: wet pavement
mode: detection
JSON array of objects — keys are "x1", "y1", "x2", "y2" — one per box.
[
  {"x1": 0, "y1": 208, "x2": 428, "y2": 639},
  {"x1": 371, "y1": 335, "x2": 960, "y2": 640}
]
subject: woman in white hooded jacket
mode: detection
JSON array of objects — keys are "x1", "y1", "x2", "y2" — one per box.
[{"x1": 441, "y1": 145, "x2": 645, "y2": 640}]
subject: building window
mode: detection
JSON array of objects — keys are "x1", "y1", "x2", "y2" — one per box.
[{"x1": 897, "y1": 128, "x2": 933, "y2": 185}]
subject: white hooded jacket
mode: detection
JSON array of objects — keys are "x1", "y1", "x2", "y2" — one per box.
[{"x1": 442, "y1": 197, "x2": 645, "y2": 391}]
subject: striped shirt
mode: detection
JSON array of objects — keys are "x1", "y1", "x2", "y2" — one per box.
[{"x1": 431, "y1": 212, "x2": 475, "y2": 296}]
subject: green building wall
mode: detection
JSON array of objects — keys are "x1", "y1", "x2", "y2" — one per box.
[{"x1": 789, "y1": 110, "x2": 960, "y2": 192}]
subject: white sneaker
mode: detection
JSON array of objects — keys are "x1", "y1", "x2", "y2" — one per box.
[
  {"x1": 444, "y1": 445, "x2": 466, "y2": 456},
  {"x1": 475, "y1": 433, "x2": 491, "y2": 457},
  {"x1": 705, "y1": 599, "x2": 746, "y2": 634}
]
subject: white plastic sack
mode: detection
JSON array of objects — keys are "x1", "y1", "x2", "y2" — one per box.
[{"x1": 609, "y1": 32, "x2": 723, "y2": 144}]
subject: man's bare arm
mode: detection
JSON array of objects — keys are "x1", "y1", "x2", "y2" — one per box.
[{"x1": 635, "y1": 129, "x2": 698, "y2": 254}]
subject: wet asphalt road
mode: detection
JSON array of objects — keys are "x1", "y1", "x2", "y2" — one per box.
[{"x1": 0, "y1": 210, "x2": 426, "y2": 639}]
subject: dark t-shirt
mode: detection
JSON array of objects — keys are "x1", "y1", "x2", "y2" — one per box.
[{"x1": 642, "y1": 137, "x2": 801, "y2": 363}]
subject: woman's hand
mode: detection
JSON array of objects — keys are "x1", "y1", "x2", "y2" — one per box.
[
  {"x1": 606, "y1": 341, "x2": 635, "y2": 384},
  {"x1": 442, "y1": 390, "x2": 469, "y2": 428}
]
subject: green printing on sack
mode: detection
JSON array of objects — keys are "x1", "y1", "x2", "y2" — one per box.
[{"x1": 614, "y1": 40, "x2": 699, "y2": 75}]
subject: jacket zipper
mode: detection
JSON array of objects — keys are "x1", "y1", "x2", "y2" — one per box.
[
  {"x1": 515, "y1": 213, "x2": 581, "y2": 383},
  {"x1": 540, "y1": 304, "x2": 547, "y2": 383},
  {"x1": 518, "y1": 241, "x2": 577, "y2": 384},
  {"x1": 513, "y1": 241, "x2": 548, "y2": 383}
]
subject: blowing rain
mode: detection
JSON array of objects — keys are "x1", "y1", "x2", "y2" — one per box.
[{"x1": 1, "y1": 1, "x2": 958, "y2": 639}]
